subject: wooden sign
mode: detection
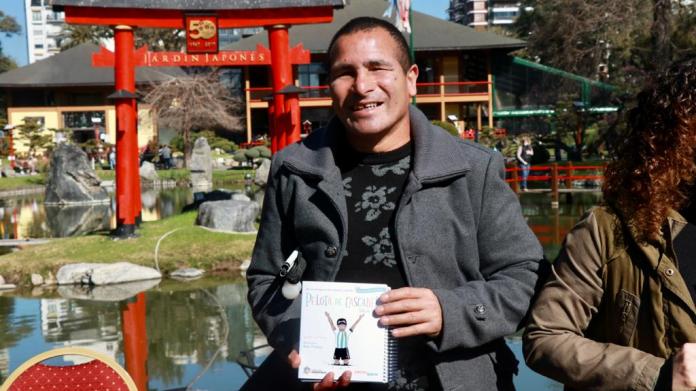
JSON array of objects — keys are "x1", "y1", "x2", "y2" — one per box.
[
  {"x1": 92, "y1": 44, "x2": 311, "y2": 67},
  {"x1": 185, "y1": 15, "x2": 218, "y2": 54}
]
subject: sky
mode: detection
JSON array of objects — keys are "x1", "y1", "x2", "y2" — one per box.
[
  {"x1": 1, "y1": 0, "x2": 27, "y2": 66},
  {"x1": 0, "y1": 0, "x2": 450, "y2": 68}
]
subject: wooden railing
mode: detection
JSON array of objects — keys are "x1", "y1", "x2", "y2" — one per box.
[{"x1": 506, "y1": 162, "x2": 606, "y2": 206}]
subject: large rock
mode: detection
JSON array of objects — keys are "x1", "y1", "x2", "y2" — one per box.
[
  {"x1": 196, "y1": 200, "x2": 259, "y2": 232},
  {"x1": 56, "y1": 262, "x2": 162, "y2": 285},
  {"x1": 255, "y1": 158, "x2": 271, "y2": 187},
  {"x1": 140, "y1": 161, "x2": 159, "y2": 182},
  {"x1": 45, "y1": 204, "x2": 111, "y2": 237},
  {"x1": 45, "y1": 144, "x2": 110, "y2": 205},
  {"x1": 190, "y1": 137, "x2": 212, "y2": 190},
  {"x1": 57, "y1": 279, "x2": 160, "y2": 301}
]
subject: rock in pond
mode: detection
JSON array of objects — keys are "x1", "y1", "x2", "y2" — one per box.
[
  {"x1": 170, "y1": 268, "x2": 205, "y2": 280},
  {"x1": 45, "y1": 143, "x2": 110, "y2": 205},
  {"x1": 195, "y1": 200, "x2": 259, "y2": 233},
  {"x1": 58, "y1": 279, "x2": 161, "y2": 302},
  {"x1": 140, "y1": 161, "x2": 159, "y2": 182},
  {"x1": 46, "y1": 204, "x2": 111, "y2": 237},
  {"x1": 56, "y1": 262, "x2": 162, "y2": 286},
  {"x1": 31, "y1": 273, "x2": 44, "y2": 286}
]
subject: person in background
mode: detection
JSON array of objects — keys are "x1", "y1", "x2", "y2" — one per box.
[
  {"x1": 109, "y1": 148, "x2": 116, "y2": 170},
  {"x1": 523, "y1": 56, "x2": 696, "y2": 391},
  {"x1": 516, "y1": 136, "x2": 533, "y2": 191},
  {"x1": 159, "y1": 144, "x2": 172, "y2": 169}
]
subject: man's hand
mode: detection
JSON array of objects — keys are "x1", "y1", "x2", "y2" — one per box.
[
  {"x1": 673, "y1": 343, "x2": 696, "y2": 390},
  {"x1": 287, "y1": 349, "x2": 352, "y2": 390},
  {"x1": 375, "y1": 287, "x2": 443, "y2": 338}
]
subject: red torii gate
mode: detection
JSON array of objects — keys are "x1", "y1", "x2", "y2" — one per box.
[{"x1": 50, "y1": 0, "x2": 343, "y2": 240}]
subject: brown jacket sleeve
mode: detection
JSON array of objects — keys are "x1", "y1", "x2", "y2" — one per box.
[{"x1": 523, "y1": 209, "x2": 665, "y2": 391}]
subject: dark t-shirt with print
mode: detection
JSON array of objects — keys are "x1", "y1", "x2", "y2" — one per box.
[{"x1": 333, "y1": 141, "x2": 438, "y2": 391}]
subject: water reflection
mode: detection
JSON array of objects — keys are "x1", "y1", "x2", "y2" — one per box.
[
  {"x1": 45, "y1": 204, "x2": 111, "y2": 237},
  {"x1": 520, "y1": 192, "x2": 602, "y2": 260},
  {"x1": 0, "y1": 279, "x2": 262, "y2": 390},
  {"x1": 0, "y1": 188, "x2": 193, "y2": 240},
  {"x1": 0, "y1": 186, "x2": 262, "y2": 240}
]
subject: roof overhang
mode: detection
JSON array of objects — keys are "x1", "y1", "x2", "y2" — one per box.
[{"x1": 50, "y1": 0, "x2": 345, "y2": 10}]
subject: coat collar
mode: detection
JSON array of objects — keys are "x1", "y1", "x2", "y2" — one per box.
[
  {"x1": 629, "y1": 208, "x2": 696, "y2": 315},
  {"x1": 282, "y1": 106, "x2": 471, "y2": 183}
]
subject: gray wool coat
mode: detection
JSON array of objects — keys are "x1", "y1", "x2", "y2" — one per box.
[{"x1": 246, "y1": 106, "x2": 544, "y2": 391}]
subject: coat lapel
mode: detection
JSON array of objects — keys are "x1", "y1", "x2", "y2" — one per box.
[{"x1": 632, "y1": 210, "x2": 696, "y2": 319}]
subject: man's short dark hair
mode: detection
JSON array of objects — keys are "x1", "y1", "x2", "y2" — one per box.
[
  {"x1": 336, "y1": 318, "x2": 348, "y2": 325},
  {"x1": 327, "y1": 16, "x2": 412, "y2": 72}
]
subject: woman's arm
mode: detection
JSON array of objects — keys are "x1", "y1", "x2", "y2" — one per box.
[{"x1": 523, "y1": 210, "x2": 664, "y2": 391}]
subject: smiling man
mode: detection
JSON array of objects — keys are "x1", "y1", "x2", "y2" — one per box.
[{"x1": 247, "y1": 17, "x2": 543, "y2": 391}]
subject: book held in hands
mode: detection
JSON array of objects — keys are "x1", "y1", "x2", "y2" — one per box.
[{"x1": 298, "y1": 281, "x2": 396, "y2": 383}]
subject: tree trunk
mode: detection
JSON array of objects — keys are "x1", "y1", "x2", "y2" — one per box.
[
  {"x1": 182, "y1": 115, "x2": 191, "y2": 168},
  {"x1": 183, "y1": 128, "x2": 191, "y2": 168},
  {"x1": 651, "y1": 0, "x2": 672, "y2": 71}
]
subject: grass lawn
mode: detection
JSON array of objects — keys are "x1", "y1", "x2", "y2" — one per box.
[
  {"x1": 0, "y1": 211, "x2": 256, "y2": 285},
  {"x1": 0, "y1": 175, "x2": 46, "y2": 190},
  {"x1": 0, "y1": 168, "x2": 254, "y2": 192}
]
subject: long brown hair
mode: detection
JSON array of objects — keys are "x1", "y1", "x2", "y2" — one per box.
[{"x1": 603, "y1": 57, "x2": 696, "y2": 243}]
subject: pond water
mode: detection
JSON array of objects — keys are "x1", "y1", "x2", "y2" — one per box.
[
  {"x1": 0, "y1": 185, "x2": 255, "y2": 240},
  {"x1": 0, "y1": 192, "x2": 601, "y2": 390}
]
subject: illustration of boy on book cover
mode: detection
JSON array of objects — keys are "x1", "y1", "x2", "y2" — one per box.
[{"x1": 325, "y1": 312, "x2": 364, "y2": 366}]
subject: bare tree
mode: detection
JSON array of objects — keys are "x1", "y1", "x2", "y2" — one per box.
[{"x1": 143, "y1": 72, "x2": 242, "y2": 166}]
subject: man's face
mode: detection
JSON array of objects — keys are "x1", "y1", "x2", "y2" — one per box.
[
  {"x1": 338, "y1": 323, "x2": 347, "y2": 331},
  {"x1": 329, "y1": 29, "x2": 418, "y2": 141}
]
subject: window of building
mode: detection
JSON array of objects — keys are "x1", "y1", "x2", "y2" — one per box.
[
  {"x1": 492, "y1": 11, "x2": 519, "y2": 19},
  {"x1": 63, "y1": 111, "x2": 107, "y2": 144},
  {"x1": 23, "y1": 117, "x2": 45, "y2": 129},
  {"x1": 62, "y1": 111, "x2": 105, "y2": 131},
  {"x1": 32, "y1": 11, "x2": 42, "y2": 22},
  {"x1": 297, "y1": 63, "x2": 328, "y2": 98},
  {"x1": 34, "y1": 43, "x2": 44, "y2": 49},
  {"x1": 31, "y1": 0, "x2": 43, "y2": 6}
]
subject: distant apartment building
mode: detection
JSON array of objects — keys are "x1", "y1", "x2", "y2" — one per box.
[
  {"x1": 448, "y1": 0, "x2": 522, "y2": 29},
  {"x1": 24, "y1": 0, "x2": 65, "y2": 63}
]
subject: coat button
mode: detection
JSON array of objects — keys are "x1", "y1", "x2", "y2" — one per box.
[
  {"x1": 324, "y1": 246, "x2": 338, "y2": 258},
  {"x1": 474, "y1": 304, "x2": 486, "y2": 315},
  {"x1": 665, "y1": 268, "x2": 675, "y2": 276}
]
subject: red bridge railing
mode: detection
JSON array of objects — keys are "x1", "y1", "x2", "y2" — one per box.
[{"x1": 505, "y1": 162, "x2": 606, "y2": 206}]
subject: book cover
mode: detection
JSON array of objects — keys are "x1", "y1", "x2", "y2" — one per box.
[{"x1": 298, "y1": 281, "x2": 391, "y2": 383}]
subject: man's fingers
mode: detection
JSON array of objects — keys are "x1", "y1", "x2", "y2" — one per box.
[
  {"x1": 287, "y1": 350, "x2": 301, "y2": 369},
  {"x1": 336, "y1": 370, "x2": 352, "y2": 387},
  {"x1": 314, "y1": 372, "x2": 336, "y2": 390},
  {"x1": 379, "y1": 287, "x2": 428, "y2": 303},
  {"x1": 390, "y1": 322, "x2": 438, "y2": 338},
  {"x1": 375, "y1": 298, "x2": 424, "y2": 316},
  {"x1": 380, "y1": 309, "x2": 432, "y2": 327}
]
